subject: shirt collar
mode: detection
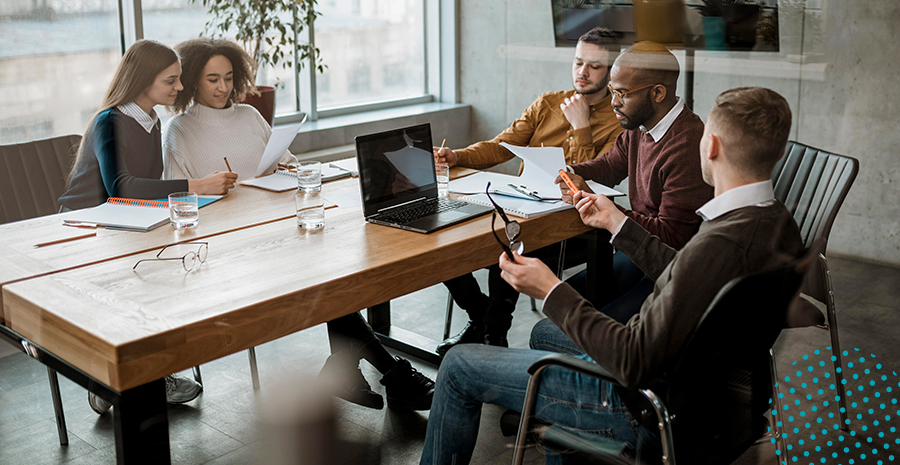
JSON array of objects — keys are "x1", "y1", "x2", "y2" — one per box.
[
  {"x1": 696, "y1": 180, "x2": 776, "y2": 221},
  {"x1": 640, "y1": 97, "x2": 684, "y2": 143},
  {"x1": 116, "y1": 102, "x2": 158, "y2": 134}
]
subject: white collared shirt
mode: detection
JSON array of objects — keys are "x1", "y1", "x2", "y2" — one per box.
[
  {"x1": 695, "y1": 180, "x2": 776, "y2": 221},
  {"x1": 116, "y1": 102, "x2": 159, "y2": 134},
  {"x1": 640, "y1": 97, "x2": 685, "y2": 143}
]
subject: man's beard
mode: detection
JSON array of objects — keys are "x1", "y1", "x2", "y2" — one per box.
[
  {"x1": 575, "y1": 72, "x2": 608, "y2": 96},
  {"x1": 615, "y1": 90, "x2": 655, "y2": 130}
]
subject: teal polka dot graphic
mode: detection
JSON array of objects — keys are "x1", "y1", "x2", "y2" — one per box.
[{"x1": 770, "y1": 347, "x2": 900, "y2": 463}]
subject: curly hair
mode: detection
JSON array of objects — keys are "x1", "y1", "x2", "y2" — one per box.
[{"x1": 171, "y1": 38, "x2": 257, "y2": 113}]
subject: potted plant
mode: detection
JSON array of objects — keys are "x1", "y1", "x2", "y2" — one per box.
[{"x1": 192, "y1": 0, "x2": 326, "y2": 123}]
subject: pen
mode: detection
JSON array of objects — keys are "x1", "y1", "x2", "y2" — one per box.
[
  {"x1": 34, "y1": 232, "x2": 96, "y2": 248},
  {"x1": 63, "y1": 222, "x2": 99, "y2": 229},
  {"x1": 440, "y1": 138, "x2": 446, "y2": 150},
  {"x1": 507, "y1": 183, "x2": 543, "y2": 201},
  {"x1": 329, "y1": 163, "x2": 350, "y2": 172},
  {"x1": 224, "y1": 157, "x2": 233, "y2": 172}
]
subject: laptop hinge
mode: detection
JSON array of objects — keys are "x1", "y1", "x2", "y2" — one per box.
[{"x1": 377, "y1": 197, "x2": 427, "y2": 214}]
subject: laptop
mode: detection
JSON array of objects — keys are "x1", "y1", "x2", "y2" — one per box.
[{"x1": 355, "y1": 123, "x2": 492, "y2": 233}]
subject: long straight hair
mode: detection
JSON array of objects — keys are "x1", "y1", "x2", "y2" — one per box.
[{"x1": 66, "y1": 39, "x2": 179, "y2": 187}]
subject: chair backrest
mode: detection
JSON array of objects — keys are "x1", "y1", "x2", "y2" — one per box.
[
  {"x1": 655, "y1": 245, "x2": 817, "y2": 464},
  {"x1": 771, "y1": 141, "x2": 859, "y2": 250},
  {"x1": 0, "y1": 134, "x2": 81, "y2": 224}
]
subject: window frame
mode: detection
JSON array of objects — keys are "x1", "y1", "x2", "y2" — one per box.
[{"x1": 120, "y1": 0, "x2": 456, "y2": 125}]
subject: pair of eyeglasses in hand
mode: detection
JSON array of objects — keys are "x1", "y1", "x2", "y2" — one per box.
[
  {"x1": 486, "y1": 182, "x2": 524, "y2": 260},
  {"x1": 133, "y1": 242, "x2": 208, "y2": 272}
]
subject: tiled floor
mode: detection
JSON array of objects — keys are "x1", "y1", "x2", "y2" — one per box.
[{"x1": 1, "y1": 257, "x2": 899, "y2": 465}]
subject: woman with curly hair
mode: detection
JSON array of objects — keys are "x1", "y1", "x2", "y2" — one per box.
[{"x1": 163, "y1": 38, "x2": 294, "y2": 180}]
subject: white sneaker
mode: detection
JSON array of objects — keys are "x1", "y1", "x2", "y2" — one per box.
[
  {"x1": 165, "y1": 374, "x2": 202, "y2": 404},
  {"x1": 88, "y1": 392, "x2": 112, "y2": 414}
]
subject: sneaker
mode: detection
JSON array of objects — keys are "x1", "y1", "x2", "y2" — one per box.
[
  {"x1": 165, "y1": 374, "x2": 202, "y2": 404},
  {"x1": 319, "y1": 354, "x2": 384, "y2": 410},
  {"x1": 380, "y1": 357, "x2": 435, "y2": 410},
  {"x1": 88, "y1": 392, "x2": 112, "y2": 414},
  {"x1": 435, "y1": 321, "x2": 485, "y2": 357}
]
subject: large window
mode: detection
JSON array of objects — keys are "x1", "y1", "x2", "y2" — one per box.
[
  {"x1": 0, "y1": 0, "x2": 120, "y2": 144},
  {"x1": 1, "y1": 0, "x2": 440, "y2": 144}
]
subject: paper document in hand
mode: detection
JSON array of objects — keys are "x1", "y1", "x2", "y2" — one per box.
[
  {"x1": 499, "y1": 142, "x2": 567, "y2": 198},
  {"x1": 255, "y1": 114, "x2": 307, "y2": 177}
]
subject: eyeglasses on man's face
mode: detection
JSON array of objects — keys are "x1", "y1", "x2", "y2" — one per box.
[
  {"x1": 133, "y1": 241, "x2": 209, "y2": 272},
  {"x1": 485, "y1": 182, "x2": 524, "y2": 260},
  {"x1": 608, "y1": 83, "x2": 658, "y2": 104}
]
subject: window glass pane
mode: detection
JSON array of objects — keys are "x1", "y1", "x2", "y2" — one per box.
[
  {"x1": 141, "y1": 0, "x2": 297, "y2": 118},
  {"x1": 315, "y1": 0, "x2": 425, "y2": 111},
  {"x1": 0, "y1": 0, "x2": 119, "y2": 144}
]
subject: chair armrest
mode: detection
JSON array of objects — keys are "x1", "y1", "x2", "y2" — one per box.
[{"x1": 527, "y1": 353, "x2": 620, "y2": 385}]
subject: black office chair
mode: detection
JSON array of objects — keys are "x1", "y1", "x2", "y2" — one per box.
[
  {"x1": 767, "y1": 141, "x2": 859, "y2": 440},
  {"x1": 511, "y1": 243, "x2": 820, "y2": 465}
]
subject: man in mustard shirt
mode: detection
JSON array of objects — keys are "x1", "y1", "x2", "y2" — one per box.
[{"x1": 433, "y1": 27, "x2": 624, "y2": 354}]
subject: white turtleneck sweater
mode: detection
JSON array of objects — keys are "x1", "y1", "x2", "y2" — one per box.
[{"x1": 162, "y1": 103, "x2": 294, "y2": 180}]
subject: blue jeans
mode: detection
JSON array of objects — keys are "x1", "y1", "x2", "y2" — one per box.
[{"x1": 420, "y1": 344, "x2": 660, "y2": 464}]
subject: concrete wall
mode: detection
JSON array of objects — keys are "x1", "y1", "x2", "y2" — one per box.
[{"x1": 457, "y1": 0, "x2": 900, "y2": 267}]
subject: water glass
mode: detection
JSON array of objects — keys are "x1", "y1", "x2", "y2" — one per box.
[
  {"x1": 295, "y1": 189, "x2": 325, "y2": 230},
  {"x1": 168, "y1": 192, "x2": 199, "y2": 229},
  {"x1": 297, "y1": 161, "x2": 322, "y2": 192},
  {"x1": 435, "y1": 163, "x2": 450, "y2": 198}
]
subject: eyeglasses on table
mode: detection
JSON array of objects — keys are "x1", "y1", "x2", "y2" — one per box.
[{"x1": 133, "y1": 241, "x2": 208, "y2": 272}]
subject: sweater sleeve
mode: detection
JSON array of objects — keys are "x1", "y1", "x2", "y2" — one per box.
[
  {"x1": 162, "y1": 121, "x2": 193, "y2": 180},
  {"x1": 543, "y1": 233, "x2": 746, "y2": 389},
  {"x1": 570, "y1": 132, "x2": 629, "y2": 188},
  {"x1": 455, "y1": 96, "x2": 544, "y2": 170},
  {"x1": 623, "y1": 135, "x2": 710, "y2": 249},
  {"x1": 95, "y1": 112, "x2": 188, "y2": 199},
  {"x1": 611, "y1": 218, "x2": 678, "y2": 281}
]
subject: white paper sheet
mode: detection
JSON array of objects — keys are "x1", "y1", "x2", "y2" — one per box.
[{"x1": 255, "y1": 115, "x2": 307, "y2": 177}]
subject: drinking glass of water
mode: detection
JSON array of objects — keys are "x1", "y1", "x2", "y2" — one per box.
[
  {"x1": 168, "y1": 192, "x2": 199, "y2": 229},
  {"x1": 435, "y1": 163, "x2": 450, "y2": 198},
  {"x1": 295, "y1": 189, "x2": 325, "y2": 230},
  {"x1": 297, "y1": 161, "x2": 322, "y2": 192}
]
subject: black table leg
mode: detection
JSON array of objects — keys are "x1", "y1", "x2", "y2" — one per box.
[
  {"x1": 368, "y1": 302, "x2": 443, "y2": 365},
  {"x1": 114, "y1": 378, "x2": 170, "y2": 464}
]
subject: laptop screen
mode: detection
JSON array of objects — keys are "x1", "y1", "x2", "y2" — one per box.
[{"x1": 356, "y1": 123, "x2": 438, "y2": 216}]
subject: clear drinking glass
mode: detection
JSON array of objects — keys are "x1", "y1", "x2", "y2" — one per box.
[
  {"x1": 297, "y1": 161, "x2": 322, "y2": 192},
  {"x1": 435, "y1": 163, "x2": 450, "y2": 198},
  {"x1": 168, "y1": 192, "x2": 199, "y2": 229},
  {"x1": 296, "y1": 189, "x2": 325, "y2": 229}
]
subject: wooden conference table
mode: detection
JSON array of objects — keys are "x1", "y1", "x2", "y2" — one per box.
[{"x1": 0, "y1": 170, "x2": 605, "y2": 464}]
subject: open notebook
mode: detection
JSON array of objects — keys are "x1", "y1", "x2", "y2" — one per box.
[
  {"x1": 240, "y1": 162, "x2": 355, "y2": 192},
  {"x1": 63, "y1": 196, "x2": 223, "y2": 231}
]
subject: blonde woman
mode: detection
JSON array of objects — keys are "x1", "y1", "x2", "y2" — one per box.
[
  {"x1": 59, "y1": 39, "x2": 237, "y2": 212},
  {"x1": 58, "y1": 39, "x2": 229, "y2": 413}
]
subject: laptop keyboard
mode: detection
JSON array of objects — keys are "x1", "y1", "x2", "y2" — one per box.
[{"x1": 376, "y1": 198, "x2": 469, "y2": 224}]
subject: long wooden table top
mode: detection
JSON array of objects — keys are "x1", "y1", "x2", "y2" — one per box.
[
  {"x1": 2, "y1": 167, "x2": 591, "y2": 391},
  {"x1": 0, "y1": 179, "x2": 354, "y2": 322}
]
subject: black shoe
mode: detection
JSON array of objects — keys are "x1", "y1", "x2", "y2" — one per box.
[
  {"x1": 484, "y1": 333, "x2": 509, "y2": 348},
  {"x1": 380, "y1": 358, "x2": 435, "y2": 410},
  {"x1": 319, "y1": 354, "x2": 384, "y2": 410},
  {"x1": 435, "y1": 321, "x2": 484, "y2": 357}
]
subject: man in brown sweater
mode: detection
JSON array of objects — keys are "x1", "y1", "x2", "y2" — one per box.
[
  {"x1": 420, "y1": 87, "x2": 802, "y2": 464},
  {"x1": 434, "y1": 27, "x2": 624, "y2": 354}
]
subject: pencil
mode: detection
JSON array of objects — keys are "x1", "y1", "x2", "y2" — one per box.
[
  {"x1": 224, "y1": 157, "x2": 233, "y2": 172},
  {"x1": 34, "y1": 232, "x2": 96, "y2": 248},
  {"x1": 440, "y1": 139, "x2": 446, "y2": 150}
]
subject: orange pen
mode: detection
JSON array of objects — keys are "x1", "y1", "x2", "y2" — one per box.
[{"x1": 558, "y1": 169, "x2": 580, "y2": 196}]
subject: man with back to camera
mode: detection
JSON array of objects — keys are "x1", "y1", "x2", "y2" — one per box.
[
  {"x1": 419, "y1": 86, "x2": 803, "y2": 465},
  {"x1": 435, "y1": 41, "x2": 713, "y2": 355},
  {"x1": 431, "y1": 27, "x2": 624, "y2": 354}
]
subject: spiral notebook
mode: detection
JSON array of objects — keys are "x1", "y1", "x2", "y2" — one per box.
[
  {"x1": 63, "y1": 197, "x2": 171, "y2": 231},
  {"x1": 458, "y1": 193, "x2": 572, "y2": 219}
]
